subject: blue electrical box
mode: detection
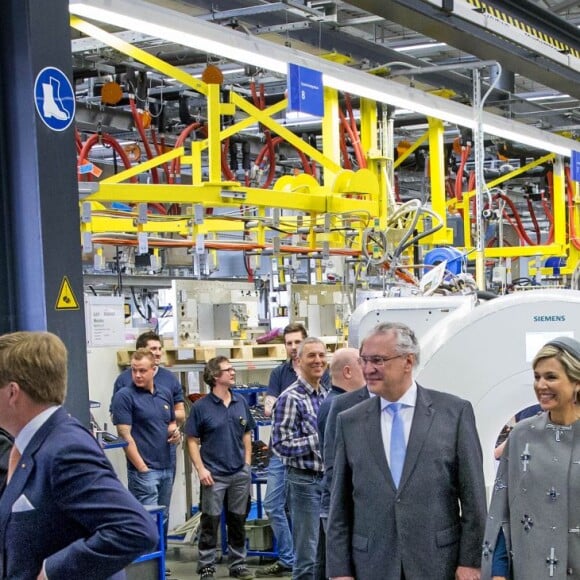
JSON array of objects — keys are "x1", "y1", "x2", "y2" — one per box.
[{"x1": 288, "y1": 63, "x2": 324, "y2": 117}]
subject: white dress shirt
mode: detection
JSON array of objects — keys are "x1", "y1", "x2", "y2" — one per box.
[{"x1": 13, "y1": 405, "x2": 60, "y2": 455}]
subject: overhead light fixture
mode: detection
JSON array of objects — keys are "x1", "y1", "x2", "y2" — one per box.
[
  {"x1": 524, "y1": 93, "x2": 571, "y2": 102},
  {"x1": 393, "y1": 42, "x2": 447, "y2": 52},
  {"x1": 481, "y1": 120, "x2": 569, "y2": 156},
  {"x1": 69, "y1": 0, "x2": 576, "y2": 158},
  {"x1": 69, "y1": 1, "x2": 288, "y2": 75}
]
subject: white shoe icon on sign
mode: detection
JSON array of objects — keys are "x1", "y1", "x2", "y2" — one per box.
[{"x1": 42, "y1": 77, "x2": 70, "y2": 121}]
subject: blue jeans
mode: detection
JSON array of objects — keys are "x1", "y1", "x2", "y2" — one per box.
[
  {"x1": 286, "y1": 466, "x2": 324, "y2": 580},
  {"x1": 263, "y1": 455, "x2": 294, "y2": 568},
  {"x1": 128, "y1": 467, "x2": 173, "y2": 545}
]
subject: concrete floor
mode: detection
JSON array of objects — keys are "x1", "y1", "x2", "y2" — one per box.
[{"x1": 166, "y1": 545, "x2": 283, "y2": 579}]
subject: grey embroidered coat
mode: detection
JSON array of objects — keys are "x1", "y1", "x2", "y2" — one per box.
[{"x1": 482, "y1": 413, "x2": 580, "y2": 579}]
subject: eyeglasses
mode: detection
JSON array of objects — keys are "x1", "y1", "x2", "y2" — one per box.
[
  {"x1": 358, "y1": 354, "x2": 404, "y2": 367},
  {"x1": 220, "y1": 367, "x2": 235, "y2": 373}
]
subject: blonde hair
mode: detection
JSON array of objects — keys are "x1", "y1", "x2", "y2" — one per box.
[
  {"x1": 131, "y1": 348, "x2": 156, "y2": 366},
  {"x1": 533, "y1": 343, "x2": 580, "y2": 383},
  {"x1": 0, "y1": 331, "x2": 67, "y2": 404}
]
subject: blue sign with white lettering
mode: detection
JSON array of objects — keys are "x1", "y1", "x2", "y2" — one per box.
[
  {"x1": 34, "y1": 67, "x2": 75, "y2": 131},
  {"x1": 288, "y1": 64, "x2": 324, "y2": 117},
  {"x1": 572, "y1": 150, "x2": 580, "y2": 183}
]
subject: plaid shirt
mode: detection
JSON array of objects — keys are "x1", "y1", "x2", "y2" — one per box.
[{"x1": 271, "y1": 377, "x2": 329, "y2": 472}]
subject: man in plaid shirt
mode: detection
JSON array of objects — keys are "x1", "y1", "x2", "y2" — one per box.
[{"x1": 271, "y1": 337, "x2": 329, "y2": 580}]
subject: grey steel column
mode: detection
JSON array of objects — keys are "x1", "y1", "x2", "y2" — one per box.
[{"x1": 0, "y1": 0, "x2": 89, "y2": 425}]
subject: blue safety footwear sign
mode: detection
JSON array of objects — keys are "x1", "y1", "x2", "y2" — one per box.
[{"x1": 34, "y1": 67, "x2": 75, "y2": 131}]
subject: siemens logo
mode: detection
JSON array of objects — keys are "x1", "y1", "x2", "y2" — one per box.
[{"x1": 533, "y1": 315, "x2": 566, "y2": 322}]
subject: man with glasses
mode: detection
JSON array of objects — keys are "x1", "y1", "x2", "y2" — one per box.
[
  {"x1": 326, "y1": 322, "x2": 486, "y2": 580},
  {"x1": 185, "y1": 356, "x2": 256, "y2": 580}
]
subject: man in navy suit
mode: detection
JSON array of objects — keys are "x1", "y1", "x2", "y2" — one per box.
[{"x1": 0, "y1": 331, "x2": 158, "y2": 580}]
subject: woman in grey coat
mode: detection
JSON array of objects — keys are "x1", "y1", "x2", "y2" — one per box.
[{"x1": 481, "y1": 336, "x2": 580, "y2": 580}]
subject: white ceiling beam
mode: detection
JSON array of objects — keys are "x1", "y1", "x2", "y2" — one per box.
[{"x1": 69, "y1": 0, "x2": 578, "y2": 156}]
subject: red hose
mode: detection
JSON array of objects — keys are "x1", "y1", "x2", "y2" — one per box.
[
  {"x1": 543, "y1": 171, "x2": 554, "y2": 244},
  {"x1": 564, "y1": 166, "x2": 580, "y2": 250},
  {"x1": 494, "y1": 192, "x2": 536, "y2": 246},
  {"x1": 339, "y1": 108, "x2": 365, "y2": 169},
  {"x1": 151, "y1": 127, "x2": 170, "y2": 183},
  {"x1": 78, "y1": 133, "x2": 137, "y2": 183},
  {"x1": 526, "y1": 197, "x2": 541, "y2": 244},
  {"x1": 221, "y1": 138, "x2": 236, "y2": 182},
  {"x1": 345, "y1": 94, "x2": 366, "y2": 169},
  {"x1": 129, "y1": 97, "x2": 159, "y2": 184},
  {"x1": 170, "y1": 122, "x2": 204, "y2": 182},
  {"x1": 148, "y1": 203, "x2": 167, "y2": 215},
  {"x1": 339, "y1": 124, "x2": 352, "y2": 170}
]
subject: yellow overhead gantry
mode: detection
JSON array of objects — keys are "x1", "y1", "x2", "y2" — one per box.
[{"x1": 72, "y1": 11, "x2": 579, "y2": 284}]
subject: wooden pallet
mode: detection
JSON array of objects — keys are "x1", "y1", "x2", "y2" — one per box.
[
  {"x1": 230, "y1": 343, "x2": 287, "y2": 360},
  {"x1": 187, "y1": 343, "x2": 286, "y2": 362},
  {"x1": 118, "y1": 340, "x2": 346, "y2": 367}
]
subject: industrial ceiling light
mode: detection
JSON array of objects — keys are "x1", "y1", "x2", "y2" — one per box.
[
  {"x1": 69, "y1": 0, "x2": 576, "y2": 157},
  {"x1": 69, "y1": 1, "x2": 287, "y2": 74},
  {"x1": 393, "y1": 42, "x2": 448, "y2": 52},
  {"x1": 524, "y1": 93, "x2": 571, "y2": 102}
]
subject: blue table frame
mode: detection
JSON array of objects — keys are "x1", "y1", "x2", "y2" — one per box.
[{"x1": 133, "y1": 505, "x2": 166, "y2": 578}]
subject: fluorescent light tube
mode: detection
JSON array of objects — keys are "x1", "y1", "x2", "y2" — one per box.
[
  {"x1": 69, "y1": 0, "x2": 576, "y2": 157},
  {"x1": 394, "y1": 42, "x2": 447, "y2": 52}
]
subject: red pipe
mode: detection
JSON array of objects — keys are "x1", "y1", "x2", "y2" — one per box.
[
  {"x1": 151, "y1": 127, "x2": 170, "y2": 183},
  {"x1": 78, "y1": 133, "x2": 137, "y2": 183},
  {"x1": 339, "y1": 125, "x2": 352, "y2": 170},
  {"x1": 170, "y1": 122, "x2": 204, "y2": 182},
  {"x1": 339, "y1": 108, "x2": 365, "y2": 169},
  {"x1": 494, "y1": 192, "x2": 536, "y2": 246},
  {"x1": 526, "y1": 197, "x2": 542, "y2": 244},
  {"x1": 129, "y1": 97, "x2": 159, "y2": 184},
  {"x1": 345, "y1": 93, "x2": 366, "y2": 170},
  {"x1": 564, "y1": 166, "x2": 580, "y2": 250}
]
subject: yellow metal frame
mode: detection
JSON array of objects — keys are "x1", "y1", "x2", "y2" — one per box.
[
  {"x1": 448, "y1": 153, "x2": 574, "y2": 269},
  {"x1": 73, "y1": 16, "x2": 381, "y2": 258},
  {"x1": 72, "y1": 15, "x2": 576, "y2": 274}
]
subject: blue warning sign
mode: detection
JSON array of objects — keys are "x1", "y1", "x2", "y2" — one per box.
[{"x1": 34, "y1": 67, "x2": 75, "y2": 132}]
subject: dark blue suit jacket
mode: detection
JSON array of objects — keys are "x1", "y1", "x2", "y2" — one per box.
[
  {"x1": 320, "y1": 386, "x2": 370, "y2": 517},
  {"x1": 0, "y1": 407, "x2": 158, "y2": 580}
]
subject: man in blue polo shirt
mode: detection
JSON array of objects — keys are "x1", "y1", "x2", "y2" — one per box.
[
  {"x1": 111, "y1": 330, "x2": 185, "y2": 445},
  {"x1": 186, "y1": 356, "x2": 256, "y2": 580},
  {"x1": 257, "y1": 323, "x2": 307, "y2": 578},
  {"x1": 111, "y1": 348, "x2": 178, "y2": 547}
]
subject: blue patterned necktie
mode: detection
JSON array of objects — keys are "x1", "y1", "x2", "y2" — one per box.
[{"x1": 387, "y1": 403, "x2": 406, "y2": 487}]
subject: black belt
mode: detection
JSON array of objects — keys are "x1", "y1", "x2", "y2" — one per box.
[{"x1": 287, "y1": 465, "x2": 322, "y2": 476}]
